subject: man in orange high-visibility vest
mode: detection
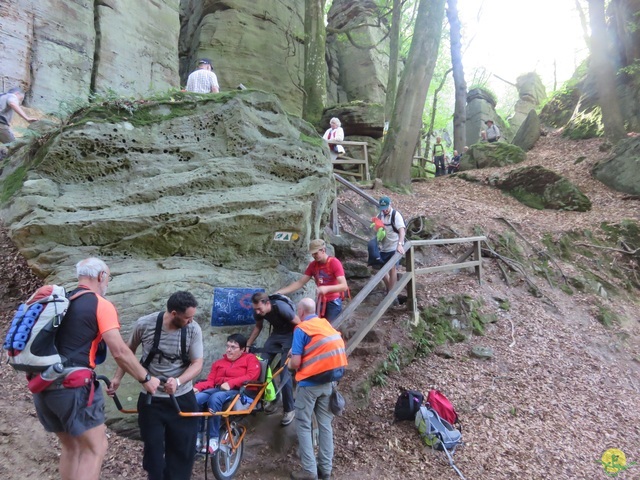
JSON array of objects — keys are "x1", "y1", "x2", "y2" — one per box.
[{"x1": 288, "y1": 298, "x2": 348, "y2": 480}]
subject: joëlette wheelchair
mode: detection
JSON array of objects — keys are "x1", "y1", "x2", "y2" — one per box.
[{"x1": 98, "y1": 347, "x2": 291, "y2": 480}]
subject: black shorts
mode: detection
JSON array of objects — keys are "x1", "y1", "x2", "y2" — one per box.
[{"x1": 34, "y1": 382, "x2": 105, "y2": 436}]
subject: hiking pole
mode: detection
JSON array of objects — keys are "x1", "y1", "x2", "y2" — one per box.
[{"x1": 441, "y1": 445, "x2": 467, "y2": 480}]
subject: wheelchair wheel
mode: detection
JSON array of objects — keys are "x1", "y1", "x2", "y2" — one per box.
[{"x1": 211, "y1": 423, "x2": 244, "y2": 480}]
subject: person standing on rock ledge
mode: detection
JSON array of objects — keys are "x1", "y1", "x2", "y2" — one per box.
[
  {"x1": 186, "y1": 58, "x2": 220, "y2": 94},
  {"x1": 0, "y1": 87, "x2": 37, "y2": 144},
  {"x1": 481, "y1": 119, "x2": 500, "y2": 143}
]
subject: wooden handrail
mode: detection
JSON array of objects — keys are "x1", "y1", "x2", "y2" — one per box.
[
  {"x1": 334, "y1": 174, "x2": 378, "y2": 206},
  {"x1": 334, "y1": 236, "x2": 486, "y2": 354}
]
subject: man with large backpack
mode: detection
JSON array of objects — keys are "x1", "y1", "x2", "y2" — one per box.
[
  {"x1": 276, "y1": 239, "x2": 348, "y2": 323},
  {"x1": 108, "y1": 291, "x2": 204, "y2": 480},
  {"x1": 247, "y1": 291, "x2": 300, "y2": 426},
  {"x1": 32, "y1": 257, "x2": 160, "y2": 480}
]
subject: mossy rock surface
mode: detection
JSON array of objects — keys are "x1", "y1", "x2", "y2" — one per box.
[
  {"x1": 592, "y1": 137, "x2": 640, "y2": 195},
  {"x1": 497, "y1": 166, "x2": 592, "y2": 211},
  {"x1": 459, "y1": 142, "x2": 526, "y2": 171}
]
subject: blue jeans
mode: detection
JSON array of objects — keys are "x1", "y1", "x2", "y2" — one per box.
[
  {"x1": 434, "y1": 155, "x2": 445, "y2": 176},
  {"x1": 294, "y1": 383, "x2": 334, "y2": 476},
  {"x1": 195, "y1": 388, "x2": 238, "y2": 438},
  {"x1": 322, "y1": 298, "x2": 342, "y2": 324}
]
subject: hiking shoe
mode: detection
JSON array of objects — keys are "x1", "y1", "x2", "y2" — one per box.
[
  {"x1": 200, "y1": 438, "x2": 218, "y2": 454},
  {"x1": 317, "y1": 467, "x2": 332, "y2": 480},
  {"x1": 290, "y1": 469, "x2": 317, "y2": 480},
  {"x1": 264, "y1": 401, "x2": 279, "y2": 415},
  {"x1": 195, "y1": 433, "x2": 204, "y2": 452},
  {"x1": 281, "y1": 410, "x2": 295, "y2": 426}
]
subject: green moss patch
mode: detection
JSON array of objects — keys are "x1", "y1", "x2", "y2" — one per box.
[{"x1": 497, "y1": 166, "x2": 591, "y2": 211}]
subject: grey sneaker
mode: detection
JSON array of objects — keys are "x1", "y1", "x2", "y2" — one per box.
[{"x1": 281, "y1": 410, "x2": 295, "y2": 426}]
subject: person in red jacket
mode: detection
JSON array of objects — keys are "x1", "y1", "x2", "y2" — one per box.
[{"x1": 193, "y1": 334, "x2": 260, "y2": 453}]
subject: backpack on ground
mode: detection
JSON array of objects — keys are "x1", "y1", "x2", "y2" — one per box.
[
  {"x1": 393, "y1": 389, "x2": 424, "y2": 421},
  {"x1": 415, "y1": 394, "x2": 466, "y2": 480},
  {"x1": 3, "y1": 285, "x2": 94, "y2": 373},
  {"x1": 415, "y1": 405, "x2": 462, "y2": 451},
  {"x1": 427, "y1": 389, "x2": 459, "y2": 425}
]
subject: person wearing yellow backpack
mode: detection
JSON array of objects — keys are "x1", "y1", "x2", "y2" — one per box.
[{"x1": 276, "y1": 239, "x2": 348, "y2": 323}]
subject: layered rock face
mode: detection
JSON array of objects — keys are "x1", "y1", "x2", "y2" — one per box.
[
  {"x1": 178, "y1": 0, "x2": 304, "y2": 116},
  {"x1": 326, "y1": 0, "x2": 389, "y2": 105},
  {"x1": 1, "y1": 0, "x2": 180, "y2": 114},
  {"x1": 466, "y1": 88, "x2": 503, "y2": 147},
  {"x1": 508, "y1": 72, "x2": 546, "y2": 135},
  {"x1": 1, "y1": 91, "x2": 333, "y2": 320}
]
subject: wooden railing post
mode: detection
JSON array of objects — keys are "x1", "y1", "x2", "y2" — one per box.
[
  {"x1": 474, "y1": 238, "x2": 482, "y2": 285},
  {"x1": 405, "y1": 244, "x2": 418, "y2": 326},
  {"x1": 332, "y1": 197, "x2": 339, "y2": 235}
]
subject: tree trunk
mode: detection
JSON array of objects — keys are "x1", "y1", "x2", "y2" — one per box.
[
  {"x1": 376, "y1": 0, "x2": 447, "y2": 188},
  {"x1": 587, "y1": 0, "x2": 626, "y2": 142},
  {"x1": 302, "y1": 0, "x2": 327, "y2": 125},
  {"x1": 425, "y1": 68, "x2": 452, "y2": 161},
  {"x1": 384, "y1": 0, "x2": 402, "y2": 122},
  {"x1": 447, "y1": 0, "x2": 467, "y2": 153}
]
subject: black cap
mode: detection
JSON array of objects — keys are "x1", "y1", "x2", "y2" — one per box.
[{"x1": 198, "y1": 58, "x2": 212, "y2": 65}]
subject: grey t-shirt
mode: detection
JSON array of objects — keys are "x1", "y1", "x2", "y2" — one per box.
[
  {"x1": 131, "y1": 311, "x2": 203, "y2": 397},
  {"x1": 0, "y1": 93, "x2": 18, "y2": 125}
]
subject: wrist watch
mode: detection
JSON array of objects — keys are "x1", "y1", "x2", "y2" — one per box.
[
  {"x1": 139, "y1": 372, "x2": 151, "y2": 384},
  {"x1": 176, "y1": 377, "x2": 181, "y2": 387}
]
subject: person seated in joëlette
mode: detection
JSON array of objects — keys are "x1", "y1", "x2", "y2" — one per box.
[{"x1": 193, "y1": 334, "x2": 260, "y2": 454}]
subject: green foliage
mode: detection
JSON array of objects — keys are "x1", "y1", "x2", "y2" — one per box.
[
  {"x1": 596, "y1": 305, "x2": 620, "y2": 328},
  {"x1": 563, "y1": 107, "x2": 604, "y2": 139},
  {"x1": 507, "y1": 187, "x2": 545, "y2": 210},
  {"x1": 467, "y1": 83, "x2": 498, "y2": 105},
  {"x1": 370, "y1": 344, "x2": 406, "y2": 386},
  {"x1": 498, "y1": 299, "x2": 511, "y2": 311},
  {"x1": 619, "y1": 59, "x2": 640, "y2": 76},
  {"x1": 0, "y1": 166, "x2": 27, "y2": 203}
]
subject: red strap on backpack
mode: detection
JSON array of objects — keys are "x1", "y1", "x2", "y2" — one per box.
[{"x1": 427, "y1": 389, "x2": 458, "y2": 425}]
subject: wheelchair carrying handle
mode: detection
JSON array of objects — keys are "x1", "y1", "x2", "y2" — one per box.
[{"x1": 96, "y1": 375, "x2": 125, "y2": 411}]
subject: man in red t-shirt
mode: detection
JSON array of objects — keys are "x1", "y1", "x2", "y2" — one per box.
[{"x1": 276, "y1": 239, "x2": 348, "y2": 323}]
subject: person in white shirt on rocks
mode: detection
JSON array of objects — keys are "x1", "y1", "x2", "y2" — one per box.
[{"x1": 186, "y1": 58, "x2": 220, "y2": 94}]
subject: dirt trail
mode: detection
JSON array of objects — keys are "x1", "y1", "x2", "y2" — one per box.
[{"x1": 1, "y1": 131, "x2": 639, "y2": 479}]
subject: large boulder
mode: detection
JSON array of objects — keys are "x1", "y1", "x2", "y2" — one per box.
[
  {"x1": 592, "y1": 137, "x2": 640, "y2": 195},
  {"x1": 494, "y1": 166, "x2": 592, "y2": 211},
  {"x1": 511, "y1": 109, "x2": 541, "y2": 151},
  {"x1": 0, "y1": 89, "x2": 333, "y2": 340},
  {"x1": 178, "y1": 0, "x2": 304, "y2": 116},
  {"x1": 1, "y1": 90, "x2": 333, "y2": 429},
  {"x1": 459, "y1": 142, "x2": 526, "y2": 170},
  {"x1": 1, "y1": 0, "x2": 181, "y2": 113}
]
